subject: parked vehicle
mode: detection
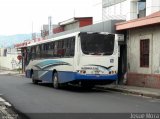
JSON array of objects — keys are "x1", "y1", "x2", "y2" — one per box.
[{"x1": 25, "y1": 32, "x2": 119, "y2": 89}]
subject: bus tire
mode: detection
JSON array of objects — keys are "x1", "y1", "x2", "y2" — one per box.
[
  {"x1": 32, "y1": 79, "x2": 38, "y2": 84},
  {"x1": 31, "y1": 71, "x2": 38, "y2": 84},
  {"x1": 52, "y1": 72, "x2": 59, "y2": 89}
]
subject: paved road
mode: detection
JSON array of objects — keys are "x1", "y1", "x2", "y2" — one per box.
[{"x1": 0, "y1": 75, "x2": 160, "y2": 119}]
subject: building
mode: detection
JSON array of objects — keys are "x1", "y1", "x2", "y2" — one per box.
[
  {"x1": 56, "y1": 17, "x2": 93, "y2": 32},
  {"x1": 41, "y1": 17, "x2": 93, "y2": 38},
  {"x1": 41, "y1": 24, "x2": 59, "y2": 38},
  {"x1": 15, "y1": 19, "x2": 123, "y2": 73},
  {"x1": 41, "y1": 16, "x2": 59, "y2": 37},
  {"x1": 0, "y1": 48, "x2": 21, "y2": 70},
  {"x1": 102, "y1": 0, "x2": 160, "y2": 88},
  {"x1": 116, "y1": 11, "x2": 160, "y2": 89},
  {"x1": 102, "y1": 0, "x2": 160, "y2": 21}
]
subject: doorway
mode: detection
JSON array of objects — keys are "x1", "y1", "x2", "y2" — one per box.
[{"x1": 118, "y1": 44, "x2": 127, "y2": 84}]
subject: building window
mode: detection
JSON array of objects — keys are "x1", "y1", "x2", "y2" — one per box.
[
  {"x1": 140, "y1": 39, "x2": 149, "y2": 67},
  {"x1": 137, "y1": 0, "x2": 146, "y2": 18}
]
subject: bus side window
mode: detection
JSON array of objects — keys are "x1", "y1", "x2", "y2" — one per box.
[
  {"x1": 47, "y1": 42, "x2": 54, "y2": 57},
  {"x1": 27, "y1": 47, "x2": 31, "y2": 64},
  {"x1": 70, "y1": 37, "x2": 75, "y2": 56},
  {"x1": 63, "y1": 37, "x2": 75, "y2": 57},
  {"x1": 57, "y1": 40, "x2": 64, "y2": 57},
  {"x1": 51, "y1": 42, "x2": 55, "y2": 57},
  {"x1": 42, "y1": 43, "x2": 49, "y2": 58},
  {"x1": 41, "y1": 36, "x2": 75, "y2": 58},
  {"x1": 53, "y1": 41, "x2": 58, "y2": 57},
  {"x1": 36, "y1": 45, "x2": 41, "y2": 59},
  {"x1": 31, "y1": 46, "x2": 36, "y2": 59},
  {"x1": 30, "y1": 47, "x2": 33, "y2": 59},
  {"x1": 64, "y1": 38, "x2": 69, "y2": 57},
  {"x1": 41, "y1": 44, "x2": 44, "y2": 58}
]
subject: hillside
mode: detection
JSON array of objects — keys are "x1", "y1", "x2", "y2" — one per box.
[{"x1": 0, "y1": 34, "x2": 32, "y2": 48}]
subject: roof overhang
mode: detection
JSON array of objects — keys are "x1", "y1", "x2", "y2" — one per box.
[{"x1": 116, "y1": 11, "x2": 160, "y2": 31}]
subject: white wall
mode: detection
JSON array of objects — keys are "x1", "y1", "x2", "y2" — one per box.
[
  {"x1": 102, "y1": 0, "x2": 139, "y2": 21},
  {"x1": 0, "y1": 54, "x2": 21, "y2": 70},
  {"x1": 128, "y1": 25, "x2": 160, "y2": 74},
  {"x1": 126, "y1": 0, "x2": 138, "y2": 20},
  {"x1": 0, "y1": 48, "x2": 3, "y2": 56},
  {"x1": 146, "y1": 0, "x2": 160, "y2": 16},
  {"x1": 102, "y1": 0, "x2": 160, "y2": 21},
  {"x1": 0, "y1": 48, "x2": 21, "y2": 70},
  {"x1": 102, "y1": 0, "x2": 128, "y2": 21}
]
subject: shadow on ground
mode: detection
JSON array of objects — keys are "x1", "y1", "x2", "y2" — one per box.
[{"x1": 29, "y1": 82, "x2": 111, "y2": 93}]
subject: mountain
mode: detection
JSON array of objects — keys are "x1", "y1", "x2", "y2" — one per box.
[{"x1": 0, "y1": 34, "x2": 32, "y2": 48}]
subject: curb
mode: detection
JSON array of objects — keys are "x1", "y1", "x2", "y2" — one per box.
[
  {"x1": 0, "y1": 73, "x2": 25, "y2": 77},
  {"x1": 96, "y1": 86, "x2": 160, "y2": 99},
  {"x1": 0, "y1": 97, "x2": 29, "y2": 119},
  {"x1": 0, "y1": 97, "x2": 12, "y2": 107},
  {"x1": 8, "y1": 73, "x2": 25, "y2": 77}
]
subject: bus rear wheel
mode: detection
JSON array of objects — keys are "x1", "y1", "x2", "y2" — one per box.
[{"x1": 52, "y1": 73, "x2": 60, "y2": 89}]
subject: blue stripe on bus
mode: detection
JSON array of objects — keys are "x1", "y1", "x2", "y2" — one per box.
[
  {"x1": 57, "y1": 72, "x2": 117, "y2": 83},
  {"x1": 75, "y1": 73, "x2": 118, "y2": 80},
  {"x1": 39, "y1": 71, "x2": 53, "y2": 82},
  {"x1": 26, "y1": 70, "x2": 117, "y2": 83},
  {"x1": 39, "y1": 71, "x2": 75, "y2": 83},
  {"x1": 58, "y1": 71, "x2": 75, "y2": 83},
  {"x1": 58, "y1": 72, "x2": 117, "y2": 83}
]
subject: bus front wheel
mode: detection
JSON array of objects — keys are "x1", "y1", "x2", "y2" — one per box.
[
  {"x1": 31, "y1": 71, "x2": 38, "y2": 84},
  {"x1": 32, "y1": 79, "x2": 38, "y2": 84},
  {"x1": 32, "y1": 74, "x2": 38, "y2": 84},
  {"x1": 52, "y1": 73, "x2": 60, "y2": 89}
]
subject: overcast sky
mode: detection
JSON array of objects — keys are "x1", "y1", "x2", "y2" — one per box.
[{"x1": 0, "y1": 0, "x2": 102, "y2": 35}]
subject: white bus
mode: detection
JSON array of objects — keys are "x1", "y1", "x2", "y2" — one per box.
[{"x1": 25, "y1": 32, "x2": 119, "y2": 89}]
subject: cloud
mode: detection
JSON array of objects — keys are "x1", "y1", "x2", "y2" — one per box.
[{"x1": 0, "y1": 0, "x2": 102, "y2": 35}]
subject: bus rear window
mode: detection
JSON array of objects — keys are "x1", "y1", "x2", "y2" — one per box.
[{"x1": 80, "y1": 33, "x2": 115, "y2": 55}]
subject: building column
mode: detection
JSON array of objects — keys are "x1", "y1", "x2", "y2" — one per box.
[{"x1": 126, "y1": 0, "x2": 138, "y2": 21}]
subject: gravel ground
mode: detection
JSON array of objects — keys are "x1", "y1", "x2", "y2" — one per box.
[{"x1": 0, "y1": 97, "x2": 21, "y2": 119}]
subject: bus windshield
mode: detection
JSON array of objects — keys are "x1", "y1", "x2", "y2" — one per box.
[{"x1": 80, "y1": 33, "x2": 115, "y2": 55}]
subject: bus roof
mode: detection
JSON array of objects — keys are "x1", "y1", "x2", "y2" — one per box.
[
  {"x1": 27, "y1": 31, "x2": 80, "y2": 47},
  {"x1": 15, "y1": 31, "x2": 113, "y2": 48}
]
